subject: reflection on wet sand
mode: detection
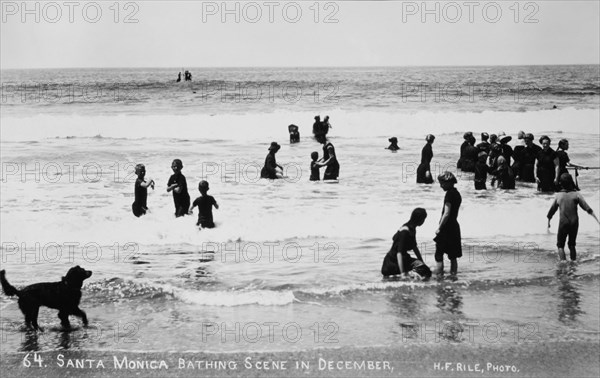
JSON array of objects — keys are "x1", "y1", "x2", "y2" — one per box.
[{"x1": 556, "y1": 264, "x2": 582, "y2": 325}]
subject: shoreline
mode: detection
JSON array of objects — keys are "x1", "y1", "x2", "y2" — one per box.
[{"x1": 1, "y1": 341, "x2": 598, "y2": 378}]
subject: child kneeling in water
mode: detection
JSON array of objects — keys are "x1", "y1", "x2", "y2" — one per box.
[
  {"x1": 381, "y1": 208, "x2": 432, "y2": 280},
  {"x1": 190, "y1": 180, "x2": 219, "y2": 229}
]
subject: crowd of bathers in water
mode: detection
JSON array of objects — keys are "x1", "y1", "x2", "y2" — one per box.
[{"x1": 130, "y1": 121, "x2": 598, "y2": 280}]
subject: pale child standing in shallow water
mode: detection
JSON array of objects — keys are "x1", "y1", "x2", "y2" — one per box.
[{"x1": 547, "y1": 173, "x2": 599, "y2": 261}]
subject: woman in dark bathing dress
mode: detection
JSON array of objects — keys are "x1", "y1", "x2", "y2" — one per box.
[
  {"x1": 434, "y1": 172, "x2": 462, "y2": 276},
  {"x1": 317, "y1": 135, "x2": 340, "y2": 180},
  {"x1": 535, "y1": 136, "x2": 559, "y2": 193},
  {"x1": 416, "y1": 134, "x2": 435, "y2": 184}
]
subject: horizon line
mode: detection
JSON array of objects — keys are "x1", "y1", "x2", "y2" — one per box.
[{"x1": 2, "y1": 63, "x2": 599, "y2": 70}]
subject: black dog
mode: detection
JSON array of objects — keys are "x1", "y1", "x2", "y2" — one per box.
[{"x1": 0, "y1": 266, "x2": 92, "y2": 331}]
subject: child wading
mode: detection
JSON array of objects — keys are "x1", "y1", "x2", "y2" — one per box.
[
  {"x1": 132, "y1": 164, "x2": 155, "y2": 217},
  {"x1": 191, "y1": 180, "x2": 219, "y2": 229},
  {"x1": 167, "y1": 159, "x2": 190, "y2": 217}
]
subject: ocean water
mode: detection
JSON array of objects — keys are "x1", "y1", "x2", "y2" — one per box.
[{"x1": 0, "y1": 66, "x2": 599, "y2": 352}]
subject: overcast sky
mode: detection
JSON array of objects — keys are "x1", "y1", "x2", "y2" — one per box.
[{"x1": 1, "y1": 0, "x2": 599, "y2": 68}]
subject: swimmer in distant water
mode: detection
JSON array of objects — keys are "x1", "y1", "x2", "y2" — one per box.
[
  {"x1": 288, "y1": 124, "x2": 300, "y2": 144},
  {"x1": 131, "y1": 164, "x2": 155, "y2": 217},
  {"x1": 167, "y1": 159, "x2": 191, "y2": 217},
  {"x1": 190, "y1": 180, "x2": 219, "y2": 229},
  {"x1": 434, "y1": 172, "x2": 462, "y2": 276},
  {"x1": 176, "y1": 72, "x2": 181, "y2": 83},
  {"x1": 381, "y1": 208, "x2": 432, "y2": 280},
  {"x1": 310, "y1": 151, "x2": 324, "y2": 181},
  {"x1": 386, "y1": 137, "x2": 400, "y2": 151},
  {"x1": 547, "y1": 173, "x2": 598, "y2": 261},
  {"x1": 416, "y1": 134, "x2": 435, "y2": 184},
  {"x1": 260, "y1": 142, "x2": 283, "y2": 179}
]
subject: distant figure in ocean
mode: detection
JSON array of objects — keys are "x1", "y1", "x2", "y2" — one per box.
[
  {"x1": 312, "y1": 116, "x2": 322, "y2": 138},
  {"x1": 260, "y1": 142, "x2": 283, "y2": 179},
  {"x1": 488, "y1": 133, "x2": 505, "y2": 169},
  {"x1": 322, "y1": 116, "x2": 332, "y2": 136},
  {"x1": 416, "y1": 134, "x2": 435, "y2": 184},
  {"x1": 461, "y1": 135, "x2": 479, "y2": 173},
  {"x1": 190, "y1": 180, "x2": 219, "y2": 229},
  {"x1": 513, "y1": 133, "x2": 541, "y2": 182},
  {"x1": 457, "y1": 132, "x2": 473, "y2": 170},
  {"x1": 317, "y1": 135, "x2": 340, "y2": 180},
  {"x1": 474, "y1": 152, "x2": 491, "y2": 190},
  {"x1": 498, "y1": 136, "x2": 513, "y2": 167},
  {"x1": 476, "y1": 132, "x2": 490, "y2": 154},
  {"x1": 555, "y1": 139, "x2": 585, "y2": 190},
  {"x1": 547, "y1": 173, "x2": 598, "y2": 261},
  {"x1": 381, "y1": 208, "x2": 432, "y2": 280},
  {"x1": 386, "y1": 137, "x2": 400, "y2": 151},
  {"x1": 184, "y1": 70, "x2": 192, "y2": 81},
  {"x1": 288, "y1": 124, "x2": 300, "y2": 144},
  {"x1": 535, "y1": 136, "x2": 559, "y2": 192},
  {"x1": 517, "y1": 130, "x2": 525, "y2": 146},
  {"x1": 491, "y1": 156, "x2": 515, "y2": 190},
  {"x1": 167, "y1": 159, "x2": 191, "y2": 217},
  {"x1": 310, "y1": 151, "x2": 324, "y2": 181},
  {"x1": 132, "y1": 164, "x2": 155, "y2": 217},
  {"x1": 434, "y1": 172, "x2": 462, "y2": 276},
  {"x1": 177, "y1": 72, "x2": 182, "y2": 83}
]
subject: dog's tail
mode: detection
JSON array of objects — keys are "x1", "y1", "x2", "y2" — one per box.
[{"x1": 0, "y1": 270, "x2": 20, "y2": 297}]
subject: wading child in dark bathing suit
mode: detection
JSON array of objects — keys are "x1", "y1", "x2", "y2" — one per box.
[
  {"x1": 167, "y1": 159, "x2": 190, "y2": 217},
  {"x1": 190, "y1": 180, "x2": 219, "y2": 229},
  {"x1": 310, "y1": 151, "x2": 325, "y2": 181},
  {"x1": 132, "y1": 164, "x2": 155, "y2": 217}
]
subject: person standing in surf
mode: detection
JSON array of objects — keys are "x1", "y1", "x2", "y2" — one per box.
[
  {"x1": 167, "y1": 159, "x2": 191, "y2": 217},
  {"x1": 317, "y1": 135, "x2": 340, "y2": 180},
  {"x1": 260, "y1": 142, "x2": 283, "y2": 179},
  {"x1": 190, "y1": 180, "x2": 219, "y2": 229},
  {"x1": 381, "y1": 208, "x2": 432, "y2": 280},
  {"x1": 474, "y1": 152, "x2": 491, "y2": 190},
  {"x1": 434, "y1": 172, "x2": 462, "y2": 276},
  {"x1": 132, "y1": 164, "x2": 155, "y2": 217},
  {"x1": 555, "y1": 139, "x2": 586, "y2": 190},
  {"x1": 547, "y1": 173, "x2": 598, "y2": 261},
  {"x1": 514, "y1": 133, "x2": 541, "y2": 182},
  {"x1": 457, "y1": 132, "x2": 473, "y2": 170},
  {"x1": 417, "y1": 134, "x2": 435, "y2": 184},
  {"x1": 535, "y1": 136, "x2": 559, "y2": 192}
]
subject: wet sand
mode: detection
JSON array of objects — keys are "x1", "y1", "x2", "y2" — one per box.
[{"x1": 1, "y1": 341, "x2": 598, "y2": 378}]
